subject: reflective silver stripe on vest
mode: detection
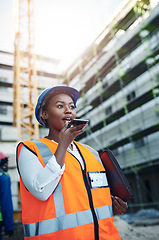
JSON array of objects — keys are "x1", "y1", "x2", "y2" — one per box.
[
  {"x1": 32, "y1": 140, "x2": 53, "y2": 165},
  {"x1": 53, "y1": 181, "x2": 65, "y2": 217},
  {"x1": 32, "y1": 140, "x2": 65, "y2": 217},
  {"x1": 23, "y1": 205, "x2": 113, "y2": 237}
]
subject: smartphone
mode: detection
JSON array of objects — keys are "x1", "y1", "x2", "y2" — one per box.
[{"x1": 67, "y1": 119, "x2": 89, "y2": 128}]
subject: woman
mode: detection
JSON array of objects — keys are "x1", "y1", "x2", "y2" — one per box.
[{"x1": 16, "y1": 85, "x2": 127, "y2": 240}]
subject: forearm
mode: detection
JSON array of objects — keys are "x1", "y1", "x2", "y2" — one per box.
[
  {"x1": 33, "y1": 162, "x2": 65, "y2": 200},
  {"x1": 54, "y1": 142, "x2": 68, "y2": 167}
]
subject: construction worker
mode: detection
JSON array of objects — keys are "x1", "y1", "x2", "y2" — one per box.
[
  {"x1": 16, "y1": 85, "x2": 127, "y2": 239},
  {"x1": 0, "y1": 152, "x2": 14, "y2": 240}
]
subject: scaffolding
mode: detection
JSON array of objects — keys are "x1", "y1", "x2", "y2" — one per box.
[
  {"x1": 65, "y1": 0, "x2": 159, "y2": 210},
  {"x1": 13, "y1": 0, "x2": 39, "y2": 141}
]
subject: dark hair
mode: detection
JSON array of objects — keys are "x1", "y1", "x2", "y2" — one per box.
[{"x1": 0, "y1": 157, "x2": 8, "y2": 166}]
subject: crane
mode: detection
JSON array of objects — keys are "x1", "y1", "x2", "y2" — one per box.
[{"x1": 13, "y1": 0, "x2": 39, "y2": 141}]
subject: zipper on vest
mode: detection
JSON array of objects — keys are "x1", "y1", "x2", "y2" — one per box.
[{"x1": 73, "y1": 143, "x2": 99, "y2": 240}]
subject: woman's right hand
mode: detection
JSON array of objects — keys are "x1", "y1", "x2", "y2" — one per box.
[
  {"x1": 58, "y1": 122, "x2": 87, "y2": 148},
  {"x1": 55, "y1": 122, "x2": 88, "y2": 167}
]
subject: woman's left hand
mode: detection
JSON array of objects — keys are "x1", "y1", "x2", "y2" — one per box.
[{"x1": 111, "y1": 195, "x2": 128, "y2": 215}]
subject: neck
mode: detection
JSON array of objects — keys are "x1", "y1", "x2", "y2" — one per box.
[{"x1": 46, "y1": 129, "x2": 59, "y2": 142}]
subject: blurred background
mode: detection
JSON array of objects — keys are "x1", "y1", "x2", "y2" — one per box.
[{"x1": 0, "y1": 0, "x2": 159, "y2": 234}]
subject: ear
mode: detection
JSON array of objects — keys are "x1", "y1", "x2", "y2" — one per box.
[{"x1": 42, "y1": 111, "x2": 48, "y2": 120}]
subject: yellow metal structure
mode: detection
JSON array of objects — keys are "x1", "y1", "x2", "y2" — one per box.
[{"x1": 13, "y1": 0, "x2": 39, "y2": 141}]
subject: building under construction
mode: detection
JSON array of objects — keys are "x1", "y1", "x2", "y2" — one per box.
[
  {"x1": 65, "y1": 0, "x2": 159, "y2": 211},
  {"x1": 0, "y1": 0, "x2": 159, "y2": 220}
]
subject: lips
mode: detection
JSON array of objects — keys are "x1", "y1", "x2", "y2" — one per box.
[{"x1": 62, "y1": 116, "x2": 73, "y2": 121}]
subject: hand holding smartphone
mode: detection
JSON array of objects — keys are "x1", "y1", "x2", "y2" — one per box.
[{"x1": 67, "y1": 119, "x2": 89, "y2": 128}]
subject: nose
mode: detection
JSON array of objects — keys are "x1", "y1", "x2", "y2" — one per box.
[{"x1": 64, "y1": 105, "x2": 72, "y2": 113}]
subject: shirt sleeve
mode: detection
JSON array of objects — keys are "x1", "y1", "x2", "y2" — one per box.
[{"x1": 18, "y1": 145, "x2": 65, "y2": 201}]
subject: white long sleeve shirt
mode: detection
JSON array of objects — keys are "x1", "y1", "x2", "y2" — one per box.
[{"x1": 18, "y1": 141, "x2": 84, "y2": 201}]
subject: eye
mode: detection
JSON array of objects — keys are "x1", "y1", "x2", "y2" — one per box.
[
  {"x1": 70, "y1": 105, "x2": 75, "y2": 109},
  {"x1": 57, "y1": 104, "x2": 63, "y2": 109}
]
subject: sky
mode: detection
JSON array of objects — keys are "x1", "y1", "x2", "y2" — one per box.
[{"x1": 0, "y1": 0, "x2": 126, "y2": 71}]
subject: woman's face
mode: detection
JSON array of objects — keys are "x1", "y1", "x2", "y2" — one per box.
[{"x1": 43, "y1": 93, "x2": 76, "y2": 131}]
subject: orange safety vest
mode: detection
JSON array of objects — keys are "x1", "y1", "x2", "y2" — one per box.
[{"x1": 16, "y1": 138, "x2": 121, "y2": 240}]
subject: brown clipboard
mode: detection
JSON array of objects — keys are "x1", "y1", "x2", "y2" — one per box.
[{"x1": 100, "y1": 149, "x2": 134, "y2": 202}]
